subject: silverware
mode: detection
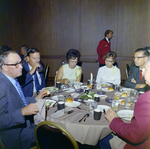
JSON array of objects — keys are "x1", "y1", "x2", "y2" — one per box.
[
  {"x1": 103, "y1": 109, "x2": 106, "y2": 115},
  {"x1": 83, "y1": 113, "x2": 89, "y2": 121},
  {"x1": 78, "y1": 113, "x2": 89, "y2": 122}
]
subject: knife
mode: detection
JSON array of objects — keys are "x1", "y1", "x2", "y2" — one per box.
[{"x1": 78, "y1": 113, "x2": 89, "y2": 122}]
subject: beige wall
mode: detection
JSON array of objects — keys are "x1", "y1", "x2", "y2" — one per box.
[{"x1": 1, "y1": 0, "x2": 150, "y2": 82}]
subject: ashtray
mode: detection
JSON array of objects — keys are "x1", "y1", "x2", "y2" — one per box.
[
  {"x1": 97, "y1": 91, "x2": 106, "y2": 95},
  {"x1": 105, "y1": 98, "x2": 114, "y2": 103},
  {"x1": 76, "y1": 88, "x2": 84, "y2": 93}
]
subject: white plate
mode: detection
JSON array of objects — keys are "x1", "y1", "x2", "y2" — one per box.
[
  {"x1": 101, "y1": 83, "x2": 111, "y2": 87},
  {"x1": 51, "y1": 95, "x2": 64, "y2": 101},
  {"x1": 97, "y1": 105, "x2": 111, "y2": 112},
  {"x1": 122, "y1": 88, "x2": 136, "y2": 94},
  {"x1": 45, "y1": 86, "x2": 58, "y2": 92},
  {"x1": 81, "y1": 85, "x2": 87, "y2": 89},
  {"x1": 63, "y1": 88, "x2": 75, "y2": 92},
  {"x1": 74, "y1": 82, "x2": 83, "y2": 85},
  {"x1": 98, "y1": 95, "x2": 108, "y2": 99},
  {"x1": 117, "y1": 110, "x2": 134, "y2": 121},
  {"x1": 65, "y1": 101, "x2": 81, "y2": 107},
  {"x1": 45, "y1": 100, "x2": 56, "y2": 107},
  {"x1": 101, "y1": 87, "x2": 114, "y2": 92},
  {"x1": 117, "y1": 99, "x2": 125, "y2": 105}
]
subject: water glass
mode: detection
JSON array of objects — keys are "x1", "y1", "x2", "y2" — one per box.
[
  {"x1": 112, "y1": 100, "x2": 119, "y2": 111},
  {"x1": 114, "y1": 92, "x2": 121, "y2": 100},
  {"x1": 124, "y1": 96, "x2": 131, "y2": 109},
  {"x1": 89, "y1": 100, "x2": 97, "y2": 115},
  {"x1": 68, "y1": 80, "x2": 74, "y2": 88}
]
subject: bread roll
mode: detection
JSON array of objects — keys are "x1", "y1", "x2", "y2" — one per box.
[
  {"x1": 46, "y1": 90, "x2": 50, "y2": 95},
  {"x1": 121, "y1": 93, "x2": 128, "y2": 97},
  {"x1": 108, "y1": 87, "x2": 113, "y2": 91},
  {"x1": 66, "y1": 98, "x2": 73, "y2": 104},
  {"x1": 121, "y1": 100, "x2": 125, "y2": 105}
]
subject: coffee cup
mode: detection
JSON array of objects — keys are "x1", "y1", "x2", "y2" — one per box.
[
  {"x1": 57, "y1": 101, "x2": 65, "y2": 110},
  {"x1": 95, "y1": 96, "x2": 100, "y2": 102},
  {"x1": 94, "y1": 108, "x2": 102, "y2": 120},
  {"x1": 56, "y1": 82, "x2": 61, "y2": 89}
]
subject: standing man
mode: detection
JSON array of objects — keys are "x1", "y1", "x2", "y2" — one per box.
[
  {"x1": 97, "y1": 30, "x2": 113, "y2": 67},
  {"x1": 125, "y1": 48, "x2": 150, "y2": 92},
  {"x1": 105, "y1": 56, "x2": 150, "y2": 148},
  {"x1": 18, "y1": 48, "x2": 45, "y2": 97},
  {"x1": 0, "y1": 51, "x2": 48, "y2": 149}
]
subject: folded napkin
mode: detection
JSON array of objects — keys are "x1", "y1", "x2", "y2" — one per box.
[
  {"x1": 71, "y1": 93, "x2": 80, "y2": 98},
  {"x1": 34, "y1": 99, "x2": 45, "y2": 125}
]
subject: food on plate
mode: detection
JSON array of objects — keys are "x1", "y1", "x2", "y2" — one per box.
[
  {"x1": 101, "y1": 84, "x2": 107, "y2": 87},
  {"x1": 87, "y1": 84, "x2": 91, "y2": 89},
  {"x1": 108, "y1": 87, "x2": 113, "y2": 91},
  {"x1": 81, "y1": 92, "x2": 96, "y2": 100},
  {"x1": 66, "y1": 98, "x2": 73, "y2": 104},
  {"x1": 46, "y1": 90, "x2": 50, "y2": 95},
  {"x1": 121, "y1": 100, "x2": 125, "y2": 105},
  {"x1": 121, "y1": 93, "x2": 128, "y2": 97}
]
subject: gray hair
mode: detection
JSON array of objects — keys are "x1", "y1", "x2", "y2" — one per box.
[{"x1": 0, "y1": 51, "x2": 17, "y2": 68}]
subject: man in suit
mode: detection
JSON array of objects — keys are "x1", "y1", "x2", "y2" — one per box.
[
  {"x1": 105, "y1": 56, "x2": 150, "y2": 149},
  {"x1": 125, "y1": 48, "x2": 150, "y2": 92},
  {"x1": 0, "y1": 51, "x2": 48, "y2": 149},
  {"x1": 18, "y1": 48, "x2": 45, "y2": 97},
  {"x1": 97, "y1": 30, "x2": 113, "y2": 67}
]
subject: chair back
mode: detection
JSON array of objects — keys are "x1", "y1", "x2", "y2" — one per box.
[
  {"x1": 126, "y1": 64, "x2": 130, "y2": 78},
  {"x1": 34, "y1": 121, "x2": 79, "y2": 149}
]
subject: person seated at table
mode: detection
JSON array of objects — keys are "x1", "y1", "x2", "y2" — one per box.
[
  {"x1": 20, "y1": 45, "x2": 28, "y2": 63},
  {"x1": 125, "y1": 48, "x2": 150, "y2": 92},
  {"x1": 104, "y1": 56, "x2": 150, "y2": 149},
  {"x1": 56, "y1": 49, "x2": 82, "y2": 84},
  {"x1": 18, "y1": 48, "x2": 45, "y2": 97},
  {"x1": 96, "y1": 51, "x2": 121, "y2": 85}
]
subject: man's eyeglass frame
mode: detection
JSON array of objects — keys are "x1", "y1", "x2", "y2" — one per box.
[{"x1": 3, "y1": 61, "x2": 23, "y2": 68}]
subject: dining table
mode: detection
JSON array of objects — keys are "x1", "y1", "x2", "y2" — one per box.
[{"x1": 34, "y1": 84, "x2": 136, "y2": 146}]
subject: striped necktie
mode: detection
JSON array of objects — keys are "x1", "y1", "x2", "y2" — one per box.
[{"x1": 15, "y1": 79, "x2": 28, "y2": 106}]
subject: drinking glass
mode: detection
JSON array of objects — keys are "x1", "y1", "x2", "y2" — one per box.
[
  {"x1": 112, "y1": 100, "x2": 119, "y2": 111},
  {"x1": 114, "y1": 92, "x2": 121, "y2": 100},
  {"x1": 89, "y1": 101, "x2": 97, "y2": 115}
]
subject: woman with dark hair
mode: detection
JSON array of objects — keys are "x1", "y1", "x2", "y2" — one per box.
[
  {"x1": 96, "y1": 51, "x2": 121, "y2": 85},
  {"x1": 56, "y1": 49, "x2": 82, "y2": 84}
]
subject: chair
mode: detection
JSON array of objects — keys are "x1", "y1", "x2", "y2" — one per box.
[
  {"x1": 126, "y1": 64, "x2": 130, "y2": 78},
  {"x1": 44, "y1": 64, "x2": 49, "y2": 80},
  {"x1": 0, "y1": 137, "x2": 5, "y2": 149},
  {"x1": 34, "y1": 121, "x2": 79, "y2": 149}
]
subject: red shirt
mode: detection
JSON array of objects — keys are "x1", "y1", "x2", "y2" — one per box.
[
  {"x1": 110, "y1": 91, "x2": 150, "y2": 149},
  {"x1": 97, "y1": 38, "x2": 111, "y2": 64}
]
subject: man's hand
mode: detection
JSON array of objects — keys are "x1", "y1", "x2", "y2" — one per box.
[
  {"x1": 29, "y1": 63, "x2": 41, "y2": 75},
  {"x1": 131, "y1": 78, "x2": 136, "y2": 83},
  {"x1": 105, "y1": 108, "x2": 118, "y2": 124},
  {"x1": 22, "y1": 103, "x2": 38, "y2": 116},
  {"x1": 135, "y1": 84, "x2": 146, "y2": 89},
  {"x1": 36, "y1": 89, "x2": 49, "y2": 101}
]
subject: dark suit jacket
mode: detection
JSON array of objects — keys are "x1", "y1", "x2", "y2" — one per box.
[
  {"x1": 0, "y1": 72, "x2": 36, "y2": 149},
  {"x1": 125, "y1": 66, "x2": 150, "y2": 92},
  {"x1": 18, "y1": 62, "x2": 45, "y2": 97}
]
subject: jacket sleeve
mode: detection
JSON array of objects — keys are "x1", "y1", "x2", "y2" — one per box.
[
  {"x1": 109, "y1": 93, "x2": 150, "y2": 145},
  {"x1": 97, "y1": 41, "x2": 104, "y2": 57},
  {"x1": 0, "y1": 87, "x2": 25, "y2": 130}
]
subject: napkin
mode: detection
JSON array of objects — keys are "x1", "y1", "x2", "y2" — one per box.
[
  {"x1": 71, "y1": 93, "x2": 80, "y2": 98},
  {"x1": 34, "y1": 99, "x2": 45, "y2": 125}
]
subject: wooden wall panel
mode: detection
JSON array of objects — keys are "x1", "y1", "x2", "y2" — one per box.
[{"x1": 1, "y1": 0, "x2": 150, "y2": 82}]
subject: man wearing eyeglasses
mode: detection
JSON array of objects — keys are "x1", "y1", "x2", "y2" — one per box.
[
  {"x1": 18, "y1": 48, "x2": 45, "y2": 97},
  {"x1": 125, "y1": 48, "x2": 150, "y2": 92},
  {"x1": 0, "y1": 51, "x2": 48, "y2": 149}
]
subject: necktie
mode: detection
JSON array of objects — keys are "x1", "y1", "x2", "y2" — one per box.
[
  {"x1": 34, "y1": 71, "x2": 42, "y2": 92},
  {"x1": 15, "y1": 79, "x2": 28, "y2": 106},
  {"x1": 140, "y1": 69, "x2": 143, "y2": 83}
]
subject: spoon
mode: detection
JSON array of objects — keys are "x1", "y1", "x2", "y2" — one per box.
[{"x1": 83, "y1": 113, "x2": 89, "y2": 122}]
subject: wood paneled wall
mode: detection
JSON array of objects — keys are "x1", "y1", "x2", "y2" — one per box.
[{"x1": 1, "y1": 0, "x2": 150, "y2": 82}]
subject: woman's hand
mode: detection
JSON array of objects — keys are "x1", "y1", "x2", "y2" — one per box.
[{"x1": 63, "y1": 78, "x2": 69, "y2": 84}]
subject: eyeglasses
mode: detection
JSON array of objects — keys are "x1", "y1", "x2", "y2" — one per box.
[
  {"x1": 105, "y1": 60, "x2": 113, "y2": 63},
  {"x1": 133, "y1": 56, "x2": 146, "y2": 60},
  {"x1": 4, "y1": 61, "x2": 23, "y2": 68}
]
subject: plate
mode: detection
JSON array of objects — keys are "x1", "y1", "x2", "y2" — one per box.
[
  {"x1": 101, "y1": 87, "x2": 114, "y2": 92},
  {"x1": 65, "y1": 101, "x2": 81, "y2": 107},
  {"x1": 105, "y1": 98, "x2": 114, "y2": 103},
  {"x1": 98, "y1": 95, "x2": 108, "y2": 99},
  {"x1": 97, "y1": 91, "x2": 106, "y2": 95},
  {"x1": 51, "y1": 95, "x2": 64, "y2": 101},
  {"x1": 75, "y1": 88, "x2": 84, "y2": 93},
  {"x1": 97, "y1": 105, "x2": 111, "y2": 112},
  {"x1": 45, "y1": 86, "x2": 58, "y2": 92},
  {"x1": 81, "y1": 85, "x2": 87, "y2": 89},
  {"x1": 117, "y1": 99, "x2": 125, "y2": 105},
  {"x1": 74, "y1": 82, "x2": 83, "y2": 86},
  {"x1": 122, "y1": 88, "x2": 137, "y2": 95},
  {"x1": 45, "y1": 100, "x2": 56, "y2": 107},
  {"x1": 117, "y1": 110, "x2": 134, "y2": 121},
  {"x1": 63, "y1": 88, "x2": 75, "y2": 92}
]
